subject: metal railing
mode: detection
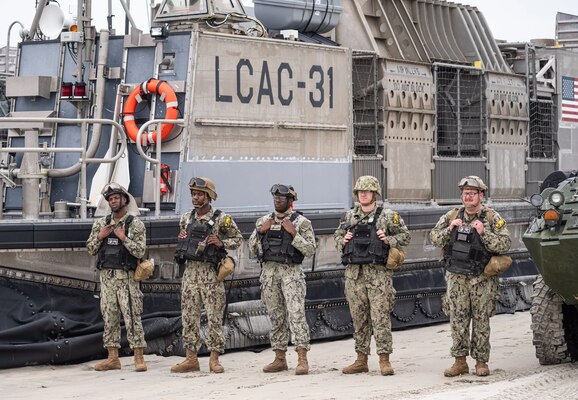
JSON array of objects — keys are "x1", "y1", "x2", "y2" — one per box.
[
  {"x1": 135, "y1": 118, "x2": 185, "y2": 217},
  {"x1": 0, "y1": 117, "x2": 127, "y2": 219}
]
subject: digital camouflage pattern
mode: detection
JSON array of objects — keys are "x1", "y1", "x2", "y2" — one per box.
[
  {"x1": 334, "y1": 205, "x2": 410, "y2": 355},
  {"x1": 99, "y1": 269, "x2": 146, "y2": 348},
  {"x1": 248, "y1": 211, "x2": 316, "y2": 351},
  {"x1": 179, "y1": 207, "x2": 243, "y2": 353},
  {"x1": 86, "y1": 213, "x2": 147, "y2": 259},
  {"x1": 86, "y1": 213, "x2": 147, "y2": 349},
  {"x1": 429, "y1": 206, "x2": 511, "y2": 362},
  {"x1": 333, "y1": 206, "x2": 411, "y2": 253},
  {"x1": 353, "y1": 175, "x2": 382, "y2": 196},
  {"x1": 429, "y1": 206, "x2": 511, "y2": 254},
  {"x1": 345, "y1": 265, "x2": 396, "y2": 354},
  {"x1": 443, "y1": 272, "x2": 499, "y2": 362}
]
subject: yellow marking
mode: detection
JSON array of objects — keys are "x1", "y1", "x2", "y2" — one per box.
[
  {"x1": 224, "y1": 215, "x2": 231, "y2": 227},
  {"x1": 393, "y1": 213, "x2": 399, "y2": 224},
  {"x1": 495, "y1": 219, "x2": 505, "y2": 229}
]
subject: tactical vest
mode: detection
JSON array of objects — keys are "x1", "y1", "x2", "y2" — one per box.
[
  {"x1": 97, "y1": 215, "x2": 138, "y2": 270},
  {"x1": 443, "y1": 208, "x2": 495, "y2": 276},
  {"x1": 260, "y1": 212, "x2": 305, "y2": 264},
  {"x1": 174, "y1": 209, "x2": 227, "y2": 267},
  {"x1": 341, "y1": 207, "x2": 390, "y2": 265}
]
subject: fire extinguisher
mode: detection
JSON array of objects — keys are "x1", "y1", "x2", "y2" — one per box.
[{"x1": 160, "y1": 164, "x2": 172, "y2": 195}]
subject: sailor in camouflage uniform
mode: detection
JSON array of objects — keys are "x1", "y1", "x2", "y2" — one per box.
[
  {"x1": 86, "y1": 183, "x2": 148, "y2": 372},
  {"x1": 171, "y1": 177, "x2": 242, "y2": 374},
  {"x1": 429, "y1": 176, "x2": 511, "y2": 377},
  {"x1": 248, "y1": 184, "x2": 316, "y2": 375},
  {"x1": 334, "y1": 176, "x2": 410, "y2": 376}
]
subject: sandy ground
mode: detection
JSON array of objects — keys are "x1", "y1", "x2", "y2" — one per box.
[{"x1": 3, "y1": 311, "x2": 577, "y2": 400}]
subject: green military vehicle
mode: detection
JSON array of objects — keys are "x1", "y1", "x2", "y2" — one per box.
[{"x1": 523, "y1": 170, "x2": 578, "y2": 364}]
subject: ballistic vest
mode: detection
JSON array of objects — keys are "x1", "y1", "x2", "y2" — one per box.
[
  {"x1": 260, "y1": 212, "x2": 305, "y2": 264},
  {"x1": 443, "y1": 208, "x2": 494, "y2": 276},
  {"x1": 97, "y1": 214, "x2": 138, "y2": 270},
  {"x1": 174, "y1": 209, "x2": 227, "y2": 267},
  {"x1": 341, "y1": 207, "x2": 390, "y2": 265}
]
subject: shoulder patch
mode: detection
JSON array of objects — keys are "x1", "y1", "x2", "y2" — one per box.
[
  {"x1": 495, "y1": 219, "x2": 505, "y2": 229},
  {"x1": 224, "y1": 215, "x2": 231, "y2": 228},
  {"x1": 392, "y1": 212, "x2": 400, "y2": 224}
]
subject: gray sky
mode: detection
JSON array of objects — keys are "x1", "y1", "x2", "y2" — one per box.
[{"x1": 1, "y1": 0, "x2": 577, "y2": 47}]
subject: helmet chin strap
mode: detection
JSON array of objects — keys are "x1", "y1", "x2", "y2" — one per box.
[
  {"x1": 111, "y1": 200, "x2": 127, "y2": 212},
  {"x1": 193, "y1": 195, "x2": 210, "y2": 209}
]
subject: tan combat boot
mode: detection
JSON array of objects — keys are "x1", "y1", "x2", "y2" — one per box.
[
  {"x1": 295, "y1": 348, "x2": 309, "y2": 375},
  {"x1": 94, "y1": 347, "x2": 121, "y2": 371},
  {"x1": 378, "y1": 353, "x2": 394, "y2": 376},
  {"x1": 170, "y1": 349, "x2": 200, "y2": 373},
  {"x1": 209, "y1": 351, "x2": 224, "y2": 373},
  {"x1": 263, "y1": 349, "x2": 288, "y2": 373},
  {"x1": 475, "y1": 360, "x2": 490, "y2": 376},
  {"x1": 134, "y1": 348, "x2": 147, "y2": 372},
  {"x1": 444, "y1": 356, "x2": 469, "y2": 377},
  {"x1": 342, "y1": 352, "x2": 369, "y2": 374}
]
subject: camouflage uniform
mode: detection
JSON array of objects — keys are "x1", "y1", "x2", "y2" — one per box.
[
  {"x1": 179, "y1": 208, "x2": 242, "y2": 354},
  {"x1": 429, "y1": 206, "x2": 511, "y2": 362},
  {"x1": 248, "y1": 211, "x2": 316, "y2": 351},
  {"x1": 86, "y1": 213, "x2": 147, "y2": 349},
  {"x1": 334, "y1": 206, "x2": 410, "y2": 355}
]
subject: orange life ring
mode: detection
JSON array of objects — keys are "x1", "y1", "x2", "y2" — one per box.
[{"x1": 122, "y1": 79, "x2": 179, "y2": 145}]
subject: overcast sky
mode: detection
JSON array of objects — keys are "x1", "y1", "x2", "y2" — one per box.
[{"x1": 1, "y1": 0, "x2": 577, "y2": 47}]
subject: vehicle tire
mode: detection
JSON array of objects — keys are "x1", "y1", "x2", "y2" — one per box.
[{"x1": 530, "y1": 276, "x2": 569, "y2": 365}]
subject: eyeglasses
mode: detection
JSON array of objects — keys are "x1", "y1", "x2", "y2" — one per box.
[
  {"x1": 462, "y1": 191, "x2": 479, "y2": 198},
  {"x1": 189, "y1": 177, "x2": 207, "y2": 188},
  {"x1": 270, "y1": 184, "x2": 293, "y2": 196}
]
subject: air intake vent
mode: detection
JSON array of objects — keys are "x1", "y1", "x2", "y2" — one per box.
[{"x1": 254, "y1": 0, "x2": 342, "y2": 34}]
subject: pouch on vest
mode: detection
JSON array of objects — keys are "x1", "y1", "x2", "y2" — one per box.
[
  {"x1": 444, "y1": 224, "x2": 491, "y2": 276},
  {"x1": 386, "y1": 247, "x2": 405, "y2": 269},
  {"x1": 134, "y1": 258, "x2": 155, "y2": 281},
  {"x1": 100, "y1": 236, "x2": 124, "y2": 266},
  {"x1": 216, "y1": 256, "x2": 235, "y2": 282},
  {"x1": 97, "y1": 215, "x2": 138, "y2": 270},
  {"x1": 260, "y1": 212, "x2": 305, "y2": 264},
  {"x1": 451, "y1": 225, "x2": 473, "y2": 263},
  {"x1": 341, "y1": 224, "x2": 371, "y2": 261},
  {"x1": 262, "y1": 227, "x2": 283, "y2": 251},
  {"x1": 174, "y1": 210, "x2": 218, "y2": 264},
  {"x1": 484, "y1": 255, "x2": 513, "y2": 276},
  {"x1": 175, "y1": 236, "x2": 194, "y2": 265},
  {"x1": 341, "y1": 213, "x2": 389, "y2": 266}
]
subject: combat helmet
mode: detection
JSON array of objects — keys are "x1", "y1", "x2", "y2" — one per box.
[
  {"x1": 189, "y1": 177, "x2": 217, "y2": 200},
  {"x1": 270, "y1": 184, "x2": 298, "y2": 201},
  {"x1": 458, "y1": 176, "x2": 487, "y2": 193},
  {"x1": 353, "y1": 175, "x2": 381, "y2": 196},
  {"x1": 102, "y1": 182, "x2": 130, "y2": 204}
]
